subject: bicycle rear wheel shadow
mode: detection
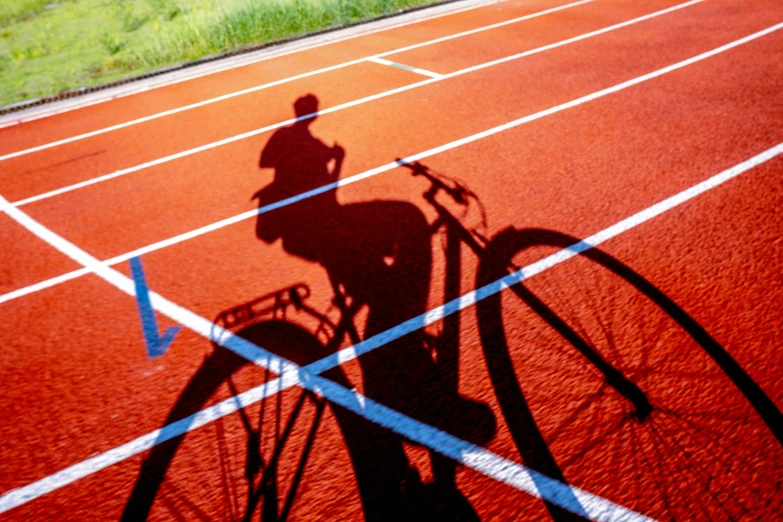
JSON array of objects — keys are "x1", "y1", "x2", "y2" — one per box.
[
  {"x1": 121, "y1": 287, "x2": 357, "y2": 521},
  {"x1": 477, "y1": 228, "x2": 783, "y2": 520},
  {"x1": 121, "y1": 285, "x2": 490, "y2": 521}
]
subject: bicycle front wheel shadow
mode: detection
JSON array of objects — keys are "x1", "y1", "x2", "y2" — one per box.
[
  {"x1": 121, "y1": 320, "x2": 362, "y2": 522},
  {"x1": 475, "y1": 228, "x2": 783, "y2": 521}
]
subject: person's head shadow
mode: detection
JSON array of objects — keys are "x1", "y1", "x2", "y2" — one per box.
[{"x1": 293, "y1": 93, "x2": 319, "y2": 123}]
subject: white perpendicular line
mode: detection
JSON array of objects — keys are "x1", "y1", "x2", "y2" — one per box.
[
  {"x1": 0, "y1": 0, "x2": 509, "y2": 131},
  {"x1": 1, "y1": 140, "x2": 781, "y2": 517},
  {"x1": 0, "y1": 194, "x2": 651, "y2": 522},
  {"x1": 0, "y1": 15, "x2": 777, "y2": 307},
  {"x1": 0, "y1": 0, "x2": 591, "y2": 160},
  {"x1": 367, "y1": 57, "x2": 446, "y2": 78},
  {"x1": 8, "y1": 0, "x2": 703, "y2": 207}
]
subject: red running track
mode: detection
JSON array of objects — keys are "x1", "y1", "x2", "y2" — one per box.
[{"x1": 1, "y1": 0, "x2": 782, "y2": 520}]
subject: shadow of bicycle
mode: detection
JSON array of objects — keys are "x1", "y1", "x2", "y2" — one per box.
[{"x1": 121, "y1": 95, "x2": 783, "y2": 521}]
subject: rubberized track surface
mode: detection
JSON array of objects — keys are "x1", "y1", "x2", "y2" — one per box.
[{"x1": 1, "y1": 0, "x2": 782, "y2": 520}]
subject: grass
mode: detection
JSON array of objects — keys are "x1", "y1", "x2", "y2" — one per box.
[{"x1": 0, "y1": 0, "x2": 442, "y2": 108}]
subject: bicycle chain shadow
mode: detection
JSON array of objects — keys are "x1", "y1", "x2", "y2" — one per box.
[{"x1": 121, "y1": 95, "x2": 783, "y2": 521}]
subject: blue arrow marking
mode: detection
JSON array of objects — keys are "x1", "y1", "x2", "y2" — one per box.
[{"x1": 129, "y1": 256, "x2": 180, "y2": 358}]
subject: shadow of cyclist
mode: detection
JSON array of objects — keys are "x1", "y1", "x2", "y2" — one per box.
[{"x1": 253, "y1": 94, "x2": 495, "y2": 521}]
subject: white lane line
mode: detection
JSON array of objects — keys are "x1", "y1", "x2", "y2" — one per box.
[
  {"x1": 4, "y1": 140, "x2": 780, "y2": 517},
  {"x1": 8, "y1": 0, "x2": 703, "y2": 208},
  {"x1": 367, "y1": 56, "x2": 446, "y2": 78},
  {"x1": 0, "y1": 13, "x2": 772, "y2": 307},
  {"x1": 0, "y1": 0, "x2": 508, "y2": 130},
  {"x1": 0, "y1": 194, "x2": 650, "y2": 522},
  {"x1": 0, "y1": 267, "x2": 93, "y2": 305},
  {"x1": 0, "y1": 0, "x2": 591, "y2": 160}
]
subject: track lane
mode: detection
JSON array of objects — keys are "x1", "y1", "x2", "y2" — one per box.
[
  {"x1": 0, "y1": 0, "x2": 561, "y2": 155},
  {"x1": 0, "y1": 0, "x2": 685, "y2": 204},
  {"x1": 389, "y1": 0, "x2": 686, "y2": 73},
  {"x1": 0, "y1": 63, "x2": 420, "y2": 202},
  {"x1": 14, "y1": 1, "x2": 782, "y2": 262},
  {"x1": 0, "y1": 0, "x2": 596, "y2": 161}
]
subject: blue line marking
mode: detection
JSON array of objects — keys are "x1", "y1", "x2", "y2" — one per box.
[
  {"x1": 130, "y1": 257, "x2": 180, "y2": 358},
  {"x1": 384, "y1": 60, "x2": 420, "y2": 73}
]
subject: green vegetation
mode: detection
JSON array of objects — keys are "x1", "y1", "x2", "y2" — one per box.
[{"x1": 0, "y1": 0, "x2": 441, "y2": 108}]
